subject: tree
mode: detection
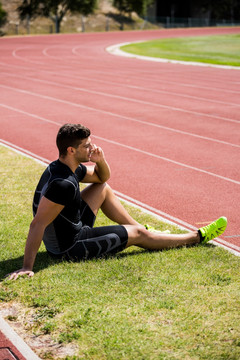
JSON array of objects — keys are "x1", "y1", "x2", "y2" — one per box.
[
  {"x1": 0, "y1": 1, "x2": 7, "y2": 28},
  {"x1": 113, "y1": 0, "x2": 155, "y2": 17},
  {"x1": 18, "y1": 0, "x2": 97, "y2": 33},
  {"x1": 191, "y1": 0, "x2": 240, "y2": 21},
  {"x1": 155, "y1": 0, "x2": 240, "y2": 21}
]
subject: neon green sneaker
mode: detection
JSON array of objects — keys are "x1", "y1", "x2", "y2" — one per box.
[
  {"x1": 199, "y1": 217, "x2": 227, "y2": 244},
  {"x1": 144, "y1": 224, "x2": 171, "y2": 234}
]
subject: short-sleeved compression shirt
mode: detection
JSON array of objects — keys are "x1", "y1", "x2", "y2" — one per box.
[{"x1": 32, "y1": 160, "x2": 87, "y2": 254}]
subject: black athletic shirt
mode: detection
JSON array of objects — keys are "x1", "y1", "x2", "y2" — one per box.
[{"x1": 32, "y1": 160, "x2": 87, "y2": 254}]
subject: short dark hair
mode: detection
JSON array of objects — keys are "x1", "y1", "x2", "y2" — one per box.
[{"x1": 56, "y1": 123, "x2": 91, "y2": 156}]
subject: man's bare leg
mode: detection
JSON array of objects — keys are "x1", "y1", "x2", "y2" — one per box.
[
  {"x1": 125, "y1": 225, "x2": 200, "y2": 250},
  {"x1": 80, "y1": 184, "x2": 227, "y2": 251},
  {"x1": 81, "y1": 183, "x2": 138, "y2": 225},
  {"x1": 81, "y1": 183, "x2": 200, "y2": 250}
]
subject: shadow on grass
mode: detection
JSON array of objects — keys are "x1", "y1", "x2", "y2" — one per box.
[
  {"x1": 103, "y1": 242, "x2": 216, "y2": 260},
  {"x1": 0, "y1": 248, "x2": 147, "y2": 281},
  {"x1": 0, "y1": 251, "x2": 55, "y2": 281},
  {"x1": 1, "y1": 243, "x2": 215, "y2": 281}
]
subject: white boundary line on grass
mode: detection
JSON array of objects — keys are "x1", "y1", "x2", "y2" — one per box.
[
  {"x1": 0, "y1": 314, "x2": 41, "y2": 360},
  {"x1": 115, "y1": 191, "x2": 240, "y2": 256},
  {"x1": 1, "y1": 140, "x2": 239, "y2": 257},
  {"x1": 106, "y1": 42, "x2": 240, "y2": 70}
]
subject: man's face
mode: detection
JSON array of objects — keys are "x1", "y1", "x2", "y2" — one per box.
[{"x1": 74, "y1": 137, "x2": 93, "y2": 162}]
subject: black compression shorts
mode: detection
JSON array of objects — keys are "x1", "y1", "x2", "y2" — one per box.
[{"x1": 48, "y1": 200, "x2": 128, "y2": 261}]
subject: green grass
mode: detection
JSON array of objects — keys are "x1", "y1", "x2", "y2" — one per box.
[
  {"x1": 121, "y1": 34, "x2": 240, "y2": 66},
  {"x1": 1, "y1": 145, "x2": 240, "y2": 360}
]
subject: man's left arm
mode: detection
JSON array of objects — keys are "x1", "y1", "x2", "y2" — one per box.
[{"x1": 82, "y1": 145, "x2": 111, "y2": 184}]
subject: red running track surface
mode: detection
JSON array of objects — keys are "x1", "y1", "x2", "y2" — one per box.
[
  {"x1": 0, "y1": 330, "x2": 27, "y2": 360},
  {"x1": 0, "y1": 27, "x2": 240, "y2": 254}
]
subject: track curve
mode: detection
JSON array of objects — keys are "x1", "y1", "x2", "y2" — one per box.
[{"x1": 0, "y1": 27, "x2": 240, "y2": 253}]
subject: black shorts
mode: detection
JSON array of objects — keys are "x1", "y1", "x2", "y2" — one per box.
[{"x1": 48, "y1": 200, "x2": 128, "y2": 261}]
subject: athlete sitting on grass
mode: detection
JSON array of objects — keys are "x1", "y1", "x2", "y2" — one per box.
[{"x1": 8, "y1": 123, "x2": 227, "y2": 280}]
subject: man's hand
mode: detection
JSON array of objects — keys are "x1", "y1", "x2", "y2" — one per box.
[
  {"x1": 82, "y1": 144, "x2": 111, "y2": 183},
  {"x1": 6, "y1": 269, "x2": 34, "y2": 281},
  {"x1": 89, "y1": 145, "x2": 105, "y2": 164}
]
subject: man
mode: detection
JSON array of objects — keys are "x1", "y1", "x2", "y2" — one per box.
[{"x1": 8, "y1": 123, "x2": 227, "y2": 280}]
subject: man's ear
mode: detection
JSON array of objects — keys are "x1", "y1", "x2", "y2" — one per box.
[{"x1": 67, "y1": 146, "x2": 75, "y2": 155}]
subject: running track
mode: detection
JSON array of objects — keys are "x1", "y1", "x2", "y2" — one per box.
[{"x1": 0, "y1": 27, "x2": 240, "y2": 254}]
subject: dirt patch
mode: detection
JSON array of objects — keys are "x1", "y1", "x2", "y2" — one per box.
[{"x1": 0, "y1": 302, "x2": 78, "y2": 359}]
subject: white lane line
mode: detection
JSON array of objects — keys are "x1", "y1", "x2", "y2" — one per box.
[
  {"x1": 1, "y1": 103, "x2": 239, "y2": 185},
  {"x1": 1, "y1": 82, "x2": 239, "y2": 149},
  {"x1": 224, "y1": 235, "x2": 240, "y2": 238},
  {"x1": 95, "y1": 135, "x2": 240, "y2": 185},
  {"x1": 0, "y1": 139, "x2": 50, "y2": 164},
  {"x1": 42, "y1": 45, "x2": 62, "y2": 58},
  {"x1": 3, "y1": 39, "x2": 240, "y2": 92},
  {"x1": 0, "y1": 104, "x2": 61, "y2": 127},
  {"x1": 2, "y1": 71, "x2": 240, "y2": 127},
  {"x1": 116, "y1": 190, "x2": 240, "y2": 255},
  {"x1": 41, "y1": 73, "x2": 240, "y2": 108},
  {"x1": 89, "y1": 63, "x2": 240, "y2": 94},
  {"x1": 1, "y1": 140, "x2": 239, "y2": 257},
  {"x1": 1, "y1": 54, "x2": 240, "y2": 95},
  {"x1": 40, "y1": 42, "x2": 240, "y2": 91},
  {"x1": 1, "y1": 63, "x2": 240, "y2": 111},
  {"x1": 12, "y1": 47, "x2": 46, "y2": 66},
  {"x1": 0, "y1": 313, "x2": 41, "y2": 360},
  {"x1": 106, "y1": 42, "x2": 240, "y2": 70}
]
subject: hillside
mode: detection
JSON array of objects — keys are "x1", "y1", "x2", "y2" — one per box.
[{"x1": 1, "y1": 0, "x2": 151, "y2": 35}]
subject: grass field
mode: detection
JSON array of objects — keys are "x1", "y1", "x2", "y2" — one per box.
[
  {"x1": 120, "y1": 34, "x2": 240, "y2": 66},
  {"x1": 0, "y1": 145, "x2": 240, "y2": 360}
]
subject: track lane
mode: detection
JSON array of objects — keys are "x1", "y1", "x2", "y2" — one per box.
[
  {"x1": 1, "y1": 74, "x2": 239, "y2": 146},
  {"x1": 2, "y1": 70, "x2": 240, "y2": 121},
  {"x1": 1, "y1": 83, "x2": 239, "y2": 182},
  {"x1": 0, "y1": 27, "x2": 240, "y2": 252}
]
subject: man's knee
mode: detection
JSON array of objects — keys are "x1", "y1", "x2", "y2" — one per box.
[
  {"x1": 81, "y1": 182, "x2": 108, "y2": 215},
  {"x1": 81, "y1": 182, "x2": 107, "y2": 197},
  {"x1": 125, "y1": 224, "x2": 148, "y2": 247}
]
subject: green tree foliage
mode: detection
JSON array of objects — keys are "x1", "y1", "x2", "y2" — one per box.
[
  {"x1": 113, "y1": 0, "x2": 154, "y2": 17},
  {"x1": 18, "y1": 0, "x2": 39, "y2": 20},
  {"x1": 18, "y1": 0, "x2": 97, "y2": 33},
  {"x1": 157, "y1": 0, "x2": 240, "y2": 21},
  {"x1": 0, "y1": 1, "x2": 7, "y2": 28},
  {"x1": 196, "y1": 0, "x2": 240, "y2": 20}
]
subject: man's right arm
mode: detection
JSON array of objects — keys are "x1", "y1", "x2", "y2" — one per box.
[{"x1": 7, "y1": 197, "x2": 64, "y2": 280}]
